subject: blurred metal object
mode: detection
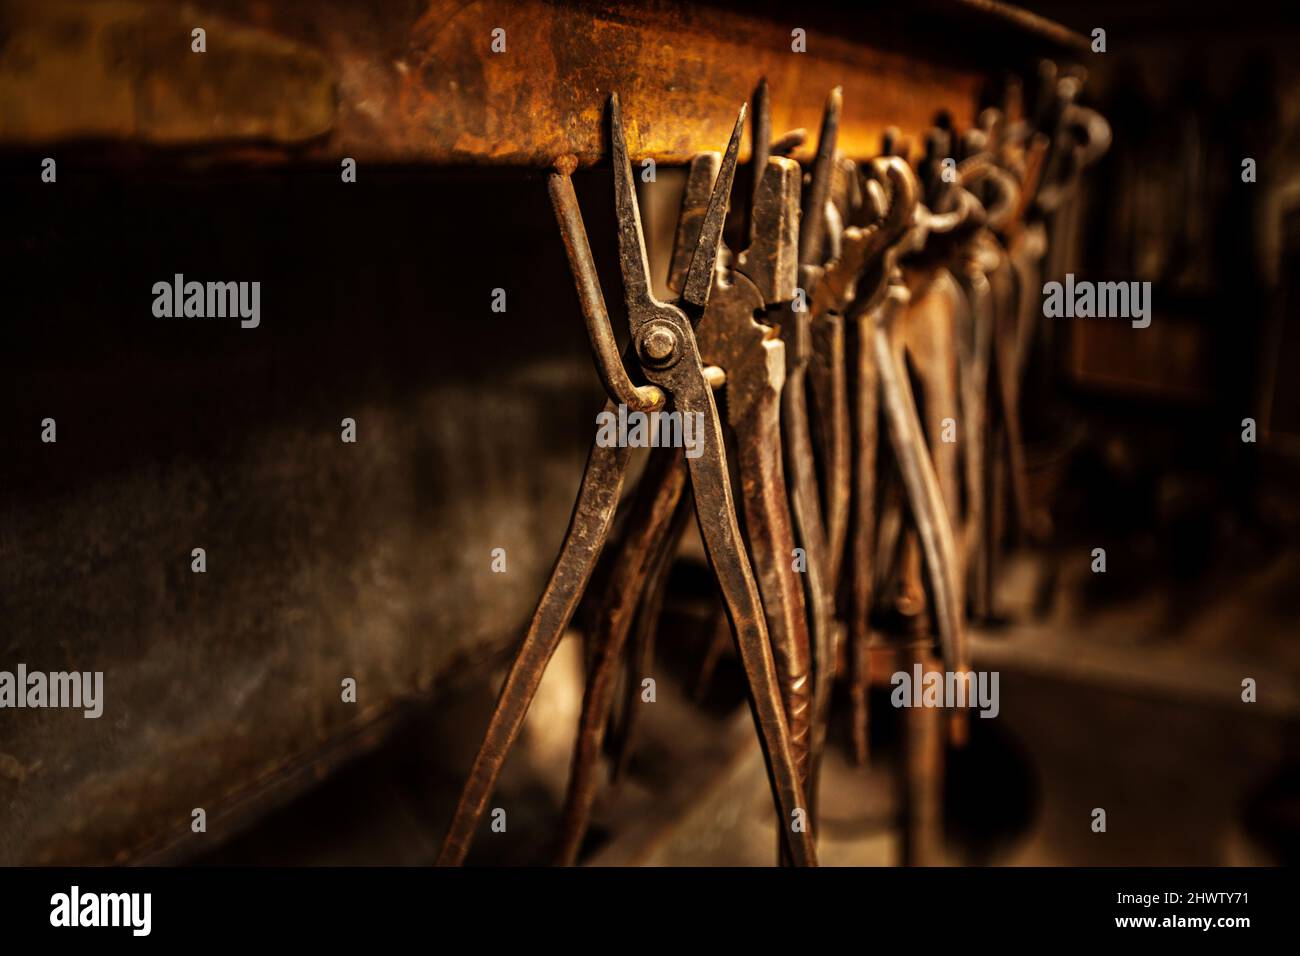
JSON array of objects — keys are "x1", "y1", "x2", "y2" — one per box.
[
  {"x1": 804, "y1": 89, "x2": 854, "y2": 599},
  {"x1": 884, "y1": 148, "x2": 973, "y2": 678},
  {"x1": 0, "y1": 0, "x2": 336, "y2": 148},
  {"x1": 844, "y1": 156, "x2": 920, "y2": 764}
]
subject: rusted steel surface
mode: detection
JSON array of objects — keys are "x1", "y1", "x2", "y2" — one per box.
[
  {"x1": 731, "y1": 389, "x2": 814, "y2": 789},
  {"x1": 0, "y1": 0, "x2": 1082, "y2": 165},
  {"x1": 779, "y1": 293, "x2": 836, "y2": 796}
]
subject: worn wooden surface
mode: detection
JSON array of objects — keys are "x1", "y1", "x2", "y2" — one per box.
[{"x1": 0, "y1": 0, "x2": 1083, "y2": 165}]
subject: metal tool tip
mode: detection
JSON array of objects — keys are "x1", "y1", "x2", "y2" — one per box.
[
  {"x1": 681, "y1": 108, "x2": 744, "y2": 308},
  {"x1": 721, "y1": 104, "x2": 746, "y2": 163},
  {"x1": 553, "y1": 154, "x2": 578, "y2": 177},
  {"x1": 819, "y1": 87, "x2": 842, "y2": 134}
]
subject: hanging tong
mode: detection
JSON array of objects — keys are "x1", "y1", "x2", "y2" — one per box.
[
  {"x1": 554, "y1": 82, "x2": 808, "y2": 863},
  {"x1": 802, "y1": 89, "x2": 853, "y2": 598},
  {"x1": 984, "y1": 65, "x2": 1111, "y2": 578},
  {"x1": 837, "y1": 154, "x2": 924, "y2": 761},
  {"x1": 438, "y1": 94, "x2": 816, "y2": 867},
  {"x1": 773, "y1": 88, "x2": 845, "y2": 803},
  {"x1": 944, "y1": 128, "x2": 1029, "y2": 618},
  {"x1": 839, "y1": 143, "x2": 972, "y2": 762},
  {"x1": 681, "y1": 99, "x2": 813, "y2": 797}
]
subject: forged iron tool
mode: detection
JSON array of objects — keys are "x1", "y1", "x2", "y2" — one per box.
[
  {"x1": 777, "y1": 88, "x2": 846, "y2": 804},
  {"x1": 967, "y1": 72, "x2": 1109, "y2": 611},
  {"x1": 651, "y1": 81, "x2": 839, "y2": 823},
  {"x1": 840, "y1": 149, "x2": 974, "y2": 763},
  {"x1": 836, "y1": 156, "x2": 921, "y2": 763},
  {"x1": 607, "y1": 488, "x2": 692, "y2": 785},
  {"x1": 590, "y1": 79, "x2": 809, "y2": 792},
  {"x1": 676, "y1": 148, "x2": 811, "y2": 786},
  {"x1": 438, "y1": 94, "x2": 816, "y2": 867},
  {"x1": 961, "y1": 132, "x2": 1030, "y2": 618},
  {"x1": 554, "y1": 88, "x2": 808, "y2": 862},
  {"x1": 803, "y1": 89, "x2": 852, "y2": 597}
]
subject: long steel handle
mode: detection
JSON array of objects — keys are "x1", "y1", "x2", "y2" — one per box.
[
  {"x1": 780, "y1": 305, "x2": 836, "y2": 815},
  {"x1": 436, "y1": 422, "x2": 632, "y2": 865},
  {"x1": 874, "y1": 284, "x2": 967, "y2": 674},
  {"x1": 674, "y1": 368, "x2": 818, "y2": 866},
  {"x1": 554, "y1": 447, "x2": 688, "y2": 865},
  {"x1": 550, "y1": 170, "x2": 665, "y2": 413},
  {"x1": 733, "y1": 363, "x2": 813, "y2": 789},
  {"x1": 849, "y1": 308, "x2": 879, "y2": 765}
]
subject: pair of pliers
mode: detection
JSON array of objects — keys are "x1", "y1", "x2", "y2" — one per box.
[
  {"x1": 554, "y1": 85, "x2": 808, "y2": 863},
  {"x1": 674, "y1": 95, "x2": 814, "y2": 820},
  {"x1": 438, "y1": 94, "x2": 816, "y2": 867}
]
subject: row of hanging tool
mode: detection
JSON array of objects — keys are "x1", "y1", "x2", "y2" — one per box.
[{"x1": 438, "y1": 63, "x2": 1110, "y2": 866}]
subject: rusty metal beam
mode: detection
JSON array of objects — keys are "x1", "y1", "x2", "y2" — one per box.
[{"x1": 0, "y1": 0, "x2": 1084, "y2": 166}]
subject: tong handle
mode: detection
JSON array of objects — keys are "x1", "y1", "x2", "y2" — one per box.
[{"x1": 549, "y1": 166, "x2": 665, "y2": 413}]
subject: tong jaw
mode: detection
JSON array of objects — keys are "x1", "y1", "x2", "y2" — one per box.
[
  {"x1": 844, "y1": 157, "x2": 921, "y2": 315},
  {"x1": 610, "y1": 94, "x2": 742, "y2": 392},
  {"x1": 614, "y1": 93, "x2": 742, "y2": 318},
  {"x1": 738, "y1": 157, "x2": 802, "y2": 304},
  {"x1": 671, "y1": 118, "x2": 803, "y2": 420},
  {"x1": 548, "y1": 168, "x2": 665, "y2": 414},
  {"x1": 667, "y1": 152, "x2": 722, "y2": 296}
]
